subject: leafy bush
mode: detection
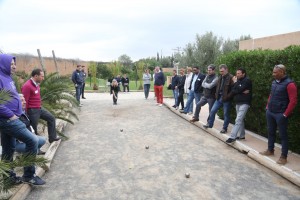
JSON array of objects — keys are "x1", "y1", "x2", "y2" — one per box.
[{"x1": 216, "y1": 45, "x2": 300, "y2": 153}]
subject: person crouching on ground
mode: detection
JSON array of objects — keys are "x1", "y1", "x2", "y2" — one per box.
[{"x1": 111, "y1": 79, "x2": 119, "y2": 105}]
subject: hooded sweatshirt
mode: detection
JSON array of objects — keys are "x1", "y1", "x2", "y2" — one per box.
[{"x1": 0, "y1": 54, "x2": 22, "y2": 119}]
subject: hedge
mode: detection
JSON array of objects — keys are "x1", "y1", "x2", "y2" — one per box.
[{"x1": 216, "y1": 45, "x2": 300, "y2": 154}]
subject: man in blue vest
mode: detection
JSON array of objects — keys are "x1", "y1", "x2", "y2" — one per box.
[{"x1": 260, "y1": 64, "x2": 297, "y2": 165}]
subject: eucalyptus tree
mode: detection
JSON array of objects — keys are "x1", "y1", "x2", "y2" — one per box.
[{"x1": 118, "y1": 54, "x2": 133, "y2": 68}]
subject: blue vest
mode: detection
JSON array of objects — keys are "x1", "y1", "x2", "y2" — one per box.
[{"x1": 268, "y1": 76, "x2": 292, "y2": 113}]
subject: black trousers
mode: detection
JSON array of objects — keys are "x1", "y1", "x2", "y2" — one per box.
[
  {"x1": 27, "y1": 107, "x2": 57, "y2": 142},
  {"x1": 113, "y1": 92, "x2": 118, "y2": 103},
  {"x1": 123, "y1": 84, "x2": 129, "y2": 92},
  {"x1": 81, "y1": 83, "x2": 85, "y2": 98},
  {"x1": 177, "y1": 90, "x2": 185, "y2": 109}
]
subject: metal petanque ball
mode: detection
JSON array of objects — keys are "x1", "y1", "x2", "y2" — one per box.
[
  {"x1": 145, "y1": 145, "x2": 149, "y2": 149},
  {"x1": 120, "y1": 129, "x2": 123, "y2": 132},
  {"x1": 185, "y1": 173, "x2": 190, "y2": 178}
]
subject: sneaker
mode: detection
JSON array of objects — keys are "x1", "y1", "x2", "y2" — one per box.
[
  {"x1": 226, "y1": 138, "x2": 236, "y2": 143},
  {"x1": 276, "y1": 156, "x2": 287, "y2": 165},
  {"x1": 4, "y1": 175, "x2": 22, "y2": 185},
  {"x1": 82, "y1": 97, "x2": 86, "y2": 99},
  {"x1": 220, "y1": 129, "x2": 227, "y2": 134},
  {"x1": 22, "y1": 175, "x2": 46, "y2": 186},
  {"x1": 172, "y1": 105, "x2": 176, "y2": 108},
  {"x1": 175, "y1": 107, "x2": 179, "y2": 110},
  {"x1": 236, "y1": 137, "x2": 245, "y2": 140},
  {"x1": 188, "y1": 112, "x2": 193, "y2": 115},
  {"x1": 158, "y1": 104, "x2": 162, "y2": 107},
  {"x1": 189, "y1": 118, "x2": 199, "y2": 122},
  {"x1": 259, "y1": 149, "x2": 274, "y2": 156},
  {"x1": 203, "y1": 124, "x2": 211, "y2": 129}
]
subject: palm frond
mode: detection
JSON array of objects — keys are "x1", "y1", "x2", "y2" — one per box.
[{"x1": 0, "y1": 89, "x2": 12, "y2": 104}]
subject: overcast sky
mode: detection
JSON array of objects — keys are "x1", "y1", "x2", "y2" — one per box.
[{"x1": 0, "y1": 0, "x2": 299, "y2": 62}]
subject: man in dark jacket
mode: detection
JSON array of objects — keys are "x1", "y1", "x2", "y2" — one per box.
[
  {"x1": 171, "y1": 69, "x2": 179, "y2": 107},
  {"x1": 81, "y1": 65, "x2": 87, "y2": 99},
  {"x1": 122, "y1": 74, "x2": 130, "y2": 92},
  {"x1": 204, "y1": 64, "x2": 234, "y2": 133},
  {"x1": 260, "y1": 64, "x2": 298, "y2": 165},
  {"x1": 225, "y1": 68, "x2": 252, "y2": 143},
  {"x1": 72, "y1": 65, "x2": 84, "y2": 105},
  {"x1": 190, "y1": 64, "x2": 218, "y2": 122},
  {"x1": 176, "y1": 68, "x2": 186, "y2": 110},
  {"x1": 180, "y1": 66, "x2": 205, "y2": 114}
]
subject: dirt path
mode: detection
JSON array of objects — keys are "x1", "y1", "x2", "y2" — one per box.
[{"x1": 27, "y1": 92, "x2": 300, "y2": 200}]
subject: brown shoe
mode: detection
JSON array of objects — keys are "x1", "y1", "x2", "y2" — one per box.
[
  {"x1": 189, "y1": 118, "x2": 199, "y2": 122},
  {"x1": 259, "y1": 149, "x2": 274, "y2": 156},
  {"x1": 276, "y1": 156, "x2": 287, "y2": 165}
]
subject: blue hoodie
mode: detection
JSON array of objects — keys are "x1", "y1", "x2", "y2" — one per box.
[{"x1": 0, "y1": 54, "x2": 22, "y2": 119}]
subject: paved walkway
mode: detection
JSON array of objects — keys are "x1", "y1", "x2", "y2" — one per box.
[
  {"x1": 163, "y1": 95, "x2": 300, "y2": 187},
  {"x1": 26, "y1": 92, "x2": 300, "y2": 200}
]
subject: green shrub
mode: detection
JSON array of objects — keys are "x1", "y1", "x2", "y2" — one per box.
[{"x1": 216, "y1": 45, "x2": 300, "y2": 153}]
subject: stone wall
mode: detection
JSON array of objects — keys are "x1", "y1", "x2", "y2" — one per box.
[
  {"x1": 239, "y1": 31, "x2": 300, "y2": 50},
  {"x1": 15, "y1": 54, "x2": 89, "y2": 76}
]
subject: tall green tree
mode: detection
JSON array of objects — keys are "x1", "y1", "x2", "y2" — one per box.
[
  {"x1": 96, "y1": 63, "x2": 112, "y2": 80},
  {"x1": 118, "y1": 54, "x2": 132, "y2": 68},
  {"x1": 88, "y1": 62, "x2": 98, "y2": 90},
  {"x1": 194, "y1": 31, "x2": 223, "y2": 70}
]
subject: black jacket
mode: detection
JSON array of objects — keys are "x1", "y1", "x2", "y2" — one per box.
[
  {"x1": 171, "y1": 75, "x2": 179, "y2": 90},
  {"x1": 189, "y1": 73, "x2": 205, "y2": 93},
  {"x1": 231, "y1": 76, "x2": 252, "y2": 105}
]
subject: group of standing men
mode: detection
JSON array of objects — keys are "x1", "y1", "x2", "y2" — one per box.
[
  {"x1": 171, "y1": 63, "x2": 297, "y2": 165},
  {"x1": 0, "y1": 54, "x2": 62, "y2": 186}
]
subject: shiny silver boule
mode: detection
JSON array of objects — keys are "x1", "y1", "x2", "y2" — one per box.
[
  {"x1": 145, "y1": 145, "x2": 149, "y2": 149},
  {"x1": 120, "y1": 129, "x2": 123, "y2": 132}
]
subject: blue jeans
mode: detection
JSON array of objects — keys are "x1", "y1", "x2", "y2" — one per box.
[
  {"x1": 184, "y1": 90, "x2": 202, "y2": 113},
  {"x1": 208, "y1": 97, "x2": 231, "y2": 130},
  {"x1": 193, "y1": 97, "x2": 215, "y2": 120},
  {"x1": 266, "y1": 110, "x2": 289, "y2": 157},
  {"x1": 229, "y1": 104, "x2": 250, "y2": 139},
  {"x1": 16, "y1": 136, "x2": 46, "y2": 153},
  {"x1": 0, "y1": 118, "x2": 39, "y2": 178},
  {"x1": 172, "y1": 89, "x2": 179, "y2": 106},
  {"x1": 75, "y1": 84, "x2": 82, "y2": 103},
  {"x1": 144, "y1": 84, "x2": 150, "y2": 99}
]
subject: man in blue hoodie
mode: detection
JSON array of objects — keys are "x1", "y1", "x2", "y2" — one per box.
[{"x1": 0, "y1": 54, "x2": 45, "y2": 186}]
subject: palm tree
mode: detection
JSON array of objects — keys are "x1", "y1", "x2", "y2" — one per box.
[
  {"x1": 0, "y1": 90, "x2": 48, "y2": 193},
  {"x1": 39, "y1": 72, "x2": 79, "y2": 138}
]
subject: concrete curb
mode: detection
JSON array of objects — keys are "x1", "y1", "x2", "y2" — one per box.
[{"x1": 164, "y1": 102, "x2": 300, "y2": 188}]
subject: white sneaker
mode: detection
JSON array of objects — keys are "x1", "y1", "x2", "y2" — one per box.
[
  {"x1": 188, "y1": 112, "x2": 193, "y2": 115},
  {"x1": 159, "y1": 104, "x2": 162, "y2": 107},
  {"x1": 175, "y1": 106, "x2": 179, "y2": 110}
]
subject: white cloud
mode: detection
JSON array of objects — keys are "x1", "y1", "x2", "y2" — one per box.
[{"x1": 0, "y1": 0, "x2": 299, "y2": 61}]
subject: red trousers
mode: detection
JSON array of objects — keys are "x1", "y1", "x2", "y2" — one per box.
[{"x1": 154, "y1": 85, "x2": 163, "y2": 104}]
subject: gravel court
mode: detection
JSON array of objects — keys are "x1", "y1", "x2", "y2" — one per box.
[{"x1": 26, "y1": 92, "x2": 300, "y2": 200}]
